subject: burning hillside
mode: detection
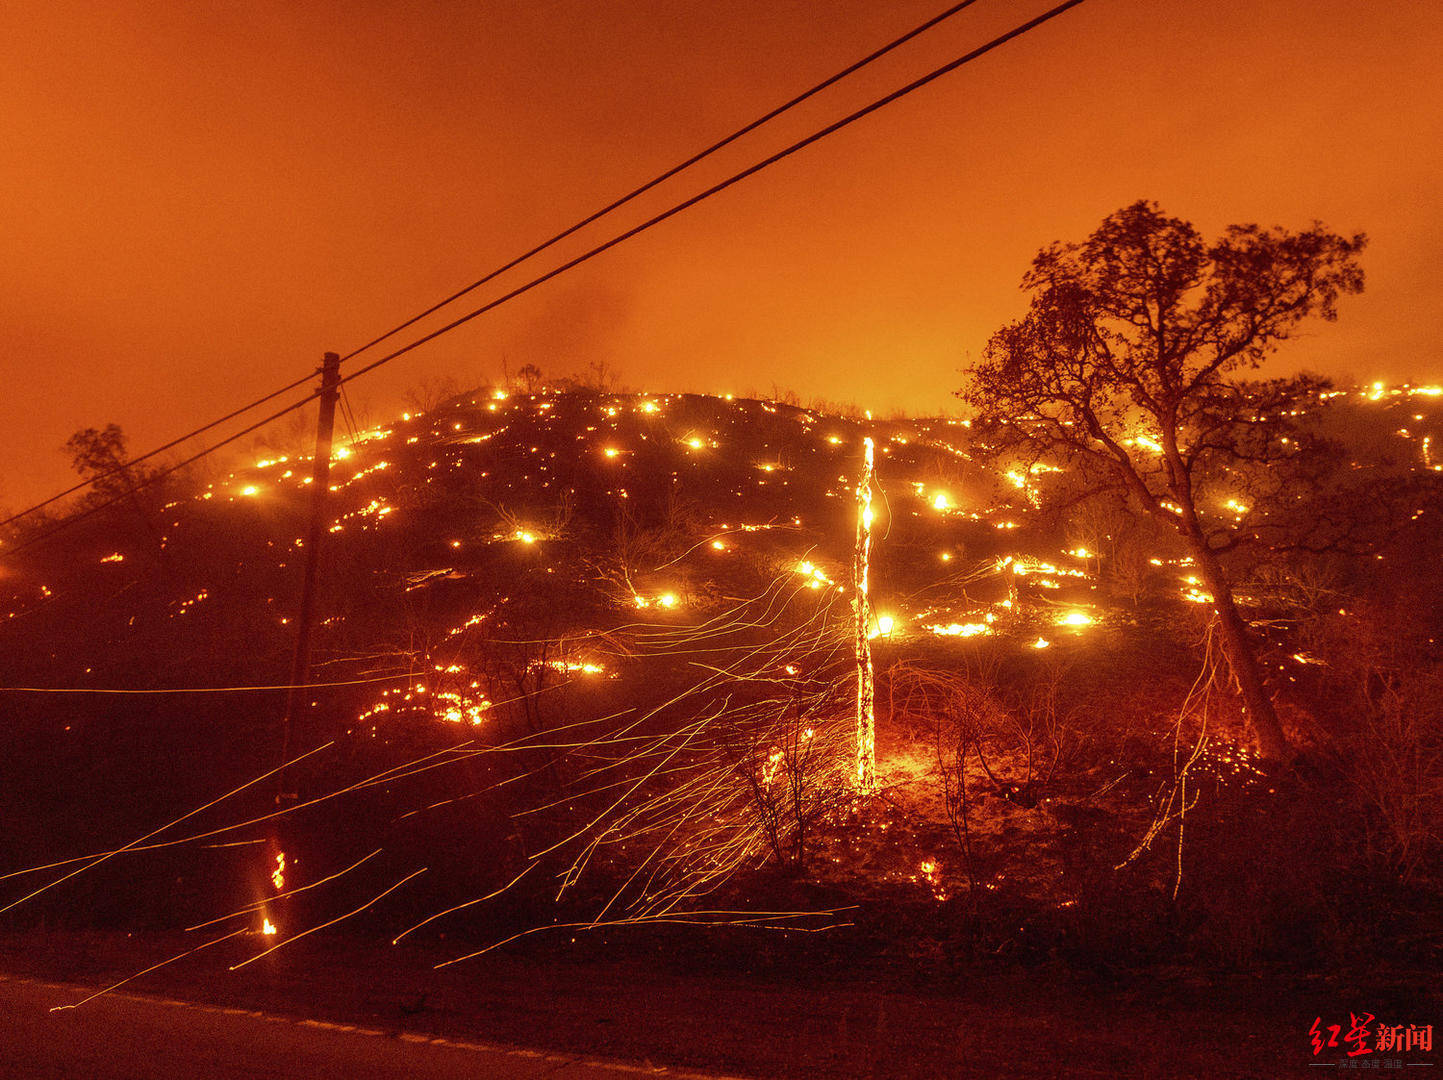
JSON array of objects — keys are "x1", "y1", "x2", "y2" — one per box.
[{"x1": 1, "y1": 383, "x2": 1440, "y2": 977}]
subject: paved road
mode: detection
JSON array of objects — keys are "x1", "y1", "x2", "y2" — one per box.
[{"x1": 0, "y1": 975, "x2": 734, "y2": 1080}]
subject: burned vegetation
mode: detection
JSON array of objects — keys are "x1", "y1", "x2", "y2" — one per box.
[{"x1": 3, "y1": 365, "x2": 1440, "y2": 982}]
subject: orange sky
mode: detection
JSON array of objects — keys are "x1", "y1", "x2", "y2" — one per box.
[{"x1": 3, "y1": 0, "x2": 1440, "y2": 510}]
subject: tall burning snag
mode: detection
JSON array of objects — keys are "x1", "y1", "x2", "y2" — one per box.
[
  {"x1": 854, "y1": 436, "x2": 876, "y2": 792},
  {"x1": 960, "y1": 201, "x2": 1366, "y2": 764}
]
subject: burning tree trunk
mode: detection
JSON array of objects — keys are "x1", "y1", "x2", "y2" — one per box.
[{"x1": 853, "y1": 437, "x2": 876, "y2": 793}]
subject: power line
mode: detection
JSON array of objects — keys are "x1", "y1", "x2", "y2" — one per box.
[
  {"x1": 0, "y1": 370, "x2": 315, "y2": 533},
  {"x1": 1, "y1": 0, "x2": 987, "y2": 536},
  {"x1": 0, "y1": 671, "x2": 416, "y2": 694},
  {"x1": 332, "y1": 0, "x2": 990, "y2": 366},
  {"x1": 1, "y1": 385, "x2": 324, "y2": 558},
  {"x1": 333, "y1": 0, "x2": 1088, "y2": 393},
  {"x1": 3, "y1": 0, "x2": 1086, "y2": 559},
  {"x1": 339, "y1": 383, "x2": 361, "y2": 443}
]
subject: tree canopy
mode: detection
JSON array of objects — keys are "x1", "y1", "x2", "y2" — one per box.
[{"x1": 960, "y1": 200, "x2": 1366, "y2": 762}]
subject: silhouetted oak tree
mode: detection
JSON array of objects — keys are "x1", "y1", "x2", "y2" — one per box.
[
  {"x1": 65, "y1": 424, "x2": 136, "y2": 500},
  {"x1": 960, "y1": 201, "x2": 1365, "y2": 763},
  {"x1": 65, "y1": 423, "x2": 167, "y2": 553}
]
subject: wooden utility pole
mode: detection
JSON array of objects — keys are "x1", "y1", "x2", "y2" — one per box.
[{"x1": 277, "y1": 351, "x2": 343, "y2": 801}]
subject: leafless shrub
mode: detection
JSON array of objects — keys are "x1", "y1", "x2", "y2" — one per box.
[
  {"x1": 887, "y1": 658, "x2": 1073, "y2": 900},
  {"x1": 1309, "y1": 608, "x2": 1443, "y2": 883},
  {"x1": 1238, "y1": 559, "x2": 1342, "y2": 613},
  {"x1": 1061, "y1": 489, "x2": 1175, "y2": 606},
  {"x1": 403, "y1": 375, "x2": 463, "y2": 415},
  {"x1": 487, "y1": 496, "x2": 573, "y2": 544},
  {"x1": 515, "y1": 363, "x2": 543, "y2": 393},
  {"x1": 578, "y1": 359, "x2": 623, "y2": 392},
  {"x1": 596, "y1": 498, "x2": 697, "y2": 607},
  {"x1": 973, "y1": 662, "x2": 1073, "y2": 810},
  {"x1": 736, "y1": 700, "x2": 849, "y2": 873}
]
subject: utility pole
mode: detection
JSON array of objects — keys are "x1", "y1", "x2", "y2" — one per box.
[{"x1": 277, "y1": 351, "x2": 343, "y2": 802}]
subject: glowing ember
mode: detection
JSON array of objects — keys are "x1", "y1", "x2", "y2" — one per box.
[
  {"x1": 795, "y1": 561, "x2": 834, "y2": 588},
  {"x1": 1126, "y1": 433, "x2": 1164, "y2": 453},
  {"x1": 916, "y1": 859, "x2": 947, "y2": 901},
  {"x1": 928, "y1": 622, "x2": 991, "y2": 638},
  {"x1": 1055, "y1": 611, "x2": 1094, "y2": 627}
]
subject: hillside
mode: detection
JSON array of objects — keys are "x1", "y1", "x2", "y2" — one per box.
[{"x1": 1, "y1": 383, "x2": 1440, "y2": 978}]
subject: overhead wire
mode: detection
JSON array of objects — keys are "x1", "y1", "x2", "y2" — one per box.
[
  {"x1": 0, "y1": 671, "x2": 420, "y2": 694},
  {"x1": 330, "y1": 0, "x2": 990, "y2": 366},
  {"x1": 0, "y1": 385, "x2": 325, "y2": 558},
  {"x1": 0, "y1": 370, "x2": 315, "y2": 532},
  {"x1": 1, "y1": 0, "x2": 987, "y2": 536},
  {"x1": 2, "y1": 0, "x2": 1087, "y2": 560},
  {"x1": 332, "y1": 0, "x2": 1089, "y2": 396},
  {"x1": 339, "y1": 384, "x2": 361, "y2": 443}
]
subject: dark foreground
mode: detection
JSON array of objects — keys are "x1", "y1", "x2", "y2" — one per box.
[
  {"x1": 0, "y1": 974, "x2": 706, "y2": 1080},
  {"x1": 0, "y1": 931, "x2": 1436, "y2": 1079}
]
